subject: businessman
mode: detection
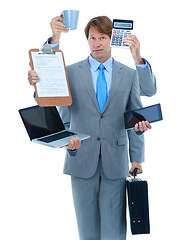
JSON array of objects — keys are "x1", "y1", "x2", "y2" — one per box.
[{"x1": 28, "y1": 15, "x2": 156, "y2": 240}]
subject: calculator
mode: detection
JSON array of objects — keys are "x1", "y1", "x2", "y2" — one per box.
[{"x1": 111, "y1": 19, "x2": 133, "y2": 48}]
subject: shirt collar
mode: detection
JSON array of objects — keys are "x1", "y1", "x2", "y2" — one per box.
[{"x1": 89, "y1": 55, "x2": 113, "y2": 72}]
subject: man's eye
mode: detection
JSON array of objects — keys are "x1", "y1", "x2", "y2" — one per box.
[
  {"x1": 90, "y1": 37, "x2": 95, "y2": 40},
  {"x1": 101, "y1": 37, "x2": 105, "y2": 40}
]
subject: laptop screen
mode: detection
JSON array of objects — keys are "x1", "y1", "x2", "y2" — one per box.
[{"x1": 19, "y1": 106, "x2": 65, "y2": 140}]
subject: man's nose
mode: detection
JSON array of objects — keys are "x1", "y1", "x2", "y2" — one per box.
[{"x1": 94, "y1": 38, "x2": 102, "y2": 47}]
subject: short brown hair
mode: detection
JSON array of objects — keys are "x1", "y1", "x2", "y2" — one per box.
[{"x1": 84, "y1": 16, "x2": 113, "y2": 39}]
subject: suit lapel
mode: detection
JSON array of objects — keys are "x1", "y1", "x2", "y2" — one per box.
[{"x1": 78, "y1": 58, "x2": 101, "y2": 113}]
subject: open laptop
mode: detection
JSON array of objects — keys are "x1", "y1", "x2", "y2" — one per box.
[
  {"x1": 124, "y1": 103, "x2": 163, "y2": 129},
  {"x1": 19, "y1": 105, "x2": 90, "y2": 148}
]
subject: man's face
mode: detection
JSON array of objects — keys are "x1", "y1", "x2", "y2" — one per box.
[{"x1": 88, "y1": 27, "x2": 111, "y2": 63}]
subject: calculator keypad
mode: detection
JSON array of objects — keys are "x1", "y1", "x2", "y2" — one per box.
[{"x1": 111, "y1": 29, "x2": 132, "y2": 47}]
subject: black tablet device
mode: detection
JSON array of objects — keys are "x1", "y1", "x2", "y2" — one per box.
[{"x1": 124, "y1": 103, "x2": 163, "y2": 129}]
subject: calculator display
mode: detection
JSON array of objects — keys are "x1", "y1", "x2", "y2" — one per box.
[{"x1": 114, "y1": 22, "x2": 132, "y2": 29}]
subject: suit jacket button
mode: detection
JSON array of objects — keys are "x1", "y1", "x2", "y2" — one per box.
[{"x1": 97, "y1": 138, "x2": 101, "y2": 141}]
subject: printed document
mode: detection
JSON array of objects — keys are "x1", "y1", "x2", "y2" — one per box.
[{"x1": 31, "y1": 52, "x2": 69, "y2": 97}]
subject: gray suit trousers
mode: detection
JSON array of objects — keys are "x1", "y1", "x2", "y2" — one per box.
[{"x1": 71, "y1": 156, "x2": 127, "y2": 240}]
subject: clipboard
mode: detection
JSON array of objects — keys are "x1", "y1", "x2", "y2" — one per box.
[{"x1": 29, "y1": 44, "x2": 72, "y2": 107}]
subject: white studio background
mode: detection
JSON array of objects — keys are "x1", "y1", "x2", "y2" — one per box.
[{"x1": 0, "y1": 0, "x2": 187, "y2": 239}]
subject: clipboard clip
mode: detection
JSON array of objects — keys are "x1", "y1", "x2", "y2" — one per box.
[{"x1": 39, "y1": 43, "x2": 55, "y2": 54}]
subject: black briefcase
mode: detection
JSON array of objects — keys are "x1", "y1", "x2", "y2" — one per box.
[{"x1": 126, "y1": 169, "x2": 150, "y2": 235}]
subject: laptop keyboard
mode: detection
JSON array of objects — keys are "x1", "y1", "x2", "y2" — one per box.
[{"x1": 39, "y1": 131, "x2": 76, "y2": 143}]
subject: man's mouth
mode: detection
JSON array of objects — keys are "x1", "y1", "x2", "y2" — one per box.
[{"x1": 93, "y1": 49, "x2": 103, "y2": 53}]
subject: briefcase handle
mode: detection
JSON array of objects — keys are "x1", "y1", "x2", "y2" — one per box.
[
  {"x1": 133, "y1": 168, "x2": 143, "y2": 181},
  {"x1": 134, "y1": 168, "x2": 138, "y2": 178},
  {"x1": 127, "y1": 168, "x2": 141, "y2": 181}
]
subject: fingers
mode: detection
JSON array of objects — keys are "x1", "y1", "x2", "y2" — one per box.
[
  {"x1": 123, "y1": 34, "x2": 139, "y2": 47},
  {"x1": 129, "y1": 162, "x2": 143, "y2": 175},
  {"x1": 134, "y1": 123, "x2": 139, "y2": 132},
  {"x1": 50, "y1": 15, "x2": 69, "y2": 35},
  {"x1": 67, "y1": 137, "x2": 81, "y2": 150},
  {"x1": 129, "y1": 167, "x2": 143, "y2": 175},
  {"x1": 134, "y1": 121, "x2": 152, "y2": 132},
  {"x1": 28, "y1": 70, "x2": 40, "y2": 86}
]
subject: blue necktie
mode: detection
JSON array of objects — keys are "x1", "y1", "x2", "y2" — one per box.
[{"x1": 96, "y1": 64, "x2": 108, "y2": 112}]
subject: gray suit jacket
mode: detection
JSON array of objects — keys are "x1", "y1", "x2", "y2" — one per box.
[{"x1": 58, "y1": 58, "x2": 152, "y2": 179}]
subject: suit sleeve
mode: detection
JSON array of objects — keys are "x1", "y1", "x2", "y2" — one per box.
[
  {"x1": 126, "y1": 71, "x2": 145, "y2": 163},
  {"x1": 136, "y1": 59, "x2": 157, "y2": 97},
  {"x1": 42, "y1": 37, "x2": 60, "y2": 50}
]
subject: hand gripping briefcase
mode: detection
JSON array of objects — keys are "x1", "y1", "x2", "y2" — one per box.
[{"x1": 126, "y1": 169, "x2": 150, "y2": 235}]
